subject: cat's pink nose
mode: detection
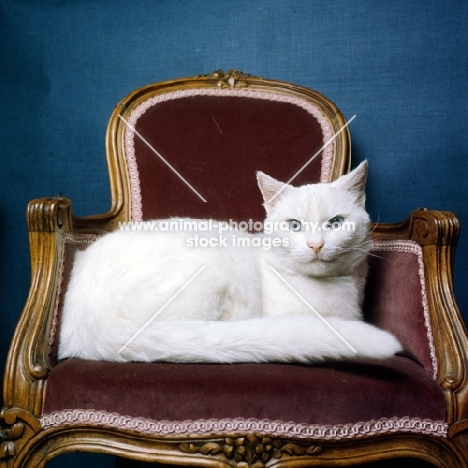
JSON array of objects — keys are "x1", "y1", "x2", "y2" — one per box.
[{"x1": 308, "y1": 240, "x2": 324, "y2": 253}]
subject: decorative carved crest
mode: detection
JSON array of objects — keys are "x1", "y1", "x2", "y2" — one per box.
[
  {"x1": 179, "y1": 434, "x2": 322, "y2": 468},
  {"x1": 201, "y1": 70, "x2": 263, "y2": 88}
]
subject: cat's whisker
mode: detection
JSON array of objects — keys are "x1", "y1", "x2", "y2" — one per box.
[
  {"x1": 369, "y1": 216, "x2": 381, "y2": 235},
  {"x1": 333, "y1": 240, "x2": 372, "y2": 253},
  {"x1": 334, "y1": 244, "x2": 395, "y2": 263},
  {"x1": 365, "y1": 251, "x2": 395, "y2": 262}
]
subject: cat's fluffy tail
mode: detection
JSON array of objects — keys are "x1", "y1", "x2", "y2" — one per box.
[{"x1": 59, "y1": 317, "x2": 403, "y2": 364}]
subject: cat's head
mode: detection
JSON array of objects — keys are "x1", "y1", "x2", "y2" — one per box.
[{"x1": 257, "y1": 161, "x2": 371, "y2": 277}]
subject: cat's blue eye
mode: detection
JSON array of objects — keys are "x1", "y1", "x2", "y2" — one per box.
[
  {"x1": 288, "y1": 219, "x2": 302, "y2": 232},
  {"x1": 327, "y1": 216, "x2": 344, "y2": 230}
]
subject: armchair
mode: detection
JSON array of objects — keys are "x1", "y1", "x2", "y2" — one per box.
[{"x1": 2, "y1": 70, "x2": 467, "y2": 467}]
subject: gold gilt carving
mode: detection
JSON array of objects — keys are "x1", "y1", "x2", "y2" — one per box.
[
  {"x1": 179, "y1": 434, "x2": 322, "y2": 468},
  {"x1": 201, "y1": 69, "x2": 263, "y2": 88}
]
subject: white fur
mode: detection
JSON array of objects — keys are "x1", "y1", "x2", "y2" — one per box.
[{"x1": 58, "y1": 161, "x2": 402, "y2": 363}]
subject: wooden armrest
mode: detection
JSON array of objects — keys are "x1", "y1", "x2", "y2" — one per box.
[
  {"x1": 27, "y1": 196, "x2": 122, "y2": 235},
  {"x1": 372, "y1": 207, "x2": 460, "y2": 247},
  {"x1": 374, "y1": 209, "x2": 468, "y2": 429},
  {"x1": 3, "y1": 197, "x2": 121, "y2": 415}
]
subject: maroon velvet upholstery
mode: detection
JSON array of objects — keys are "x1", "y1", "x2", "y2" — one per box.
[
  {"x1": 49, "y1": 236, "x2": 97, "y2": 365},
  {"x1": 364, "y1": 241, "x2": 436, "y2": 377},
  {"x1": 128, "y1": 93, "x2": 327, "y2": 222},
  {"x1": 42, "y1": 357, "x2": 445, "y2": 438}
]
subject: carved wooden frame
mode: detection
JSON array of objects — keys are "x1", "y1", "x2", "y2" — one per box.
[{"x1": 2, "y1": 71, "x2": 467, "y2": 467}]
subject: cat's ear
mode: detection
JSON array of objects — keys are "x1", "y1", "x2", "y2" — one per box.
[
  {"x1": 256, "y1": 172, "x2": 290, "y2": 215},
  {"x1": 334, "y1": 160, "x2": 368, "y2": 205}
]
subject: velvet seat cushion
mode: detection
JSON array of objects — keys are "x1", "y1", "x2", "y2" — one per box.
[
  {"x1": 41, "y1": 356, "x2": 447, "y2": 439},
  {"x1": 45, "y1": 239, "x2": 444, "y2": 440}
]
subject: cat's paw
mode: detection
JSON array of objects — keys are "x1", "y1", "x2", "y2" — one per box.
[{"x1": 347, "y1": 323, "x2": 403, "y2": 359}]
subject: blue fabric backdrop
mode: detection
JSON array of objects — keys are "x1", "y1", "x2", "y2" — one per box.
[{"x1": 1, "y1": 1, "x2": 467, "y2": 466}]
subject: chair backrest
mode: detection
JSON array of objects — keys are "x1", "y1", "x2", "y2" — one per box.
[
  {"x1": 105, "y1": 70, "x2": 351, "y2": 225},
  {"x1": 49, "y1": 71, "x2": 352, "y2": 364}
]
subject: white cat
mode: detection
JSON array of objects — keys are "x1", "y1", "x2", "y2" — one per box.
[{"x1": 58, "y1": 161, "x2": 402, "y2": 363}]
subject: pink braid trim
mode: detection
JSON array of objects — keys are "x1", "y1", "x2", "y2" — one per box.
[{"x1": 40, "y1": 409, "x2": 447, "y2": 440}]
